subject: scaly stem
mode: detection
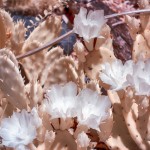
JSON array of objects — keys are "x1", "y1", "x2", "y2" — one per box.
[{"x1": 16, "y1": 9, "x2": 150, "y2": 60}]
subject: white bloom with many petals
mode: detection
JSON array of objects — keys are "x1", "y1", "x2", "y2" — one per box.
[
  {"x1": 73, "y1": 7, "x2": 106, "y2": 41},
  {"x1": 76, "y1": 88, "x2": 111, "y2": 131},
  {"x1": 76, "y1": 131, "x2": 90, "y2": 148},
  {"x1": 0, "y1": 108, "x2": 42, "y2": 150},
  {"x1": 127, "y1": 59, "x2": 150, "y2": 96},
  {"x1": 99, "y1": 59, "x2": 133, "y2": 91},
  {"x1": 43, "y1": 82, "x2": 77, "y2": 119}
]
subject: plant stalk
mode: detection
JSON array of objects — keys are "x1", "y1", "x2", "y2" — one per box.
[{"x1": 16, "y1": 9, "x2": 150, "y2": 60}]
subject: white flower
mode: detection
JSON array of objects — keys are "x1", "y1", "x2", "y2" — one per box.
[
  {"x1": 73, "y1": 7, "x2": 106, "y2": 41},
  {"x1": 127, "y1": 59, "x2": 150, "y2": 96},
  {"x1": 0, "y1": 108, "x2": 41, "y2": 150},
  {"x1": 99, "y1": 59, "x2": 133, "y2": 91},
  {"x1": 76, "y1": 88, "x2": 111, "y2": 131},
  {"x1": 43, "y1": 82, "x2": 77, "y2": 119},
  {"x1": 76, "y1": 131, "x2": 90, "y2": 148}
]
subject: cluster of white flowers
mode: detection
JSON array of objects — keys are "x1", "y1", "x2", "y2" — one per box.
[
  {"x1": 43, "y1": 82, "x2": 111, "y2": 131},
  {"x1": 99, "y1": 59, "x2": 150, "y2": 96},
  {"x1": 73, "y1": 7, "x2": 106, "y2": 42},
  {"x1": 0, "y1": 82, "x2": 111, "y2": 149},
  {"x1": 0, "y1": 108, "x2": 42, "y2": 150}
]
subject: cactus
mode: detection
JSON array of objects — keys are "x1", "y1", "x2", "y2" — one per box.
[
  {"x1": 107, "y1": 90, "x2": 140, "y2": 150},
  {"x1": 0, "y1": 48, "x2": 18, "y2": 67},
  {"x1": 39, "y1": 46, "x2": 64, "y2": 86},
  {"x1": 125, "y1": 15, "x2": 140, "y2": 40},
  {"x1": 22, "y1": 15, "x2": 61, "y2": 53},
  {"x1": 41, "y1": 56, "x2": 78, "y2": 90},
  {"x1": 0, "y1": 8, "x2": 15, "y2": 49},
  {"x1": 0, "y1": 1, "x2": 150, "y2": 150},
  {"x1": 107, "y1": 87, "x2": 150, "y2": 150},
  {"x1": 10, "y1": 20, "x2": 26, "y2": 55},
  {"x1": 84, "y1": 47, "x2": 116, "y2": 80},
  {"x1": 125, "y1": 0, "x2": 150, "y2": 61},
  {"x1": 0, "y1": 8, "x2": 27, "y2": 55},
  {"x1": 21, "y1": 15, "x2": 62, "y2": 80},
  {"x1": 26, "y1": 78, "x2": 43, "y2": 108},
  {"x1": 80, "y1": 24, "x2": 116, "y2": 81},
  {"x1": 0, "y1": 9, "x2": 62, "y2": 82},
  {"x1": 0, "y1": 54, "x2": 28, "y2": 109}
]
